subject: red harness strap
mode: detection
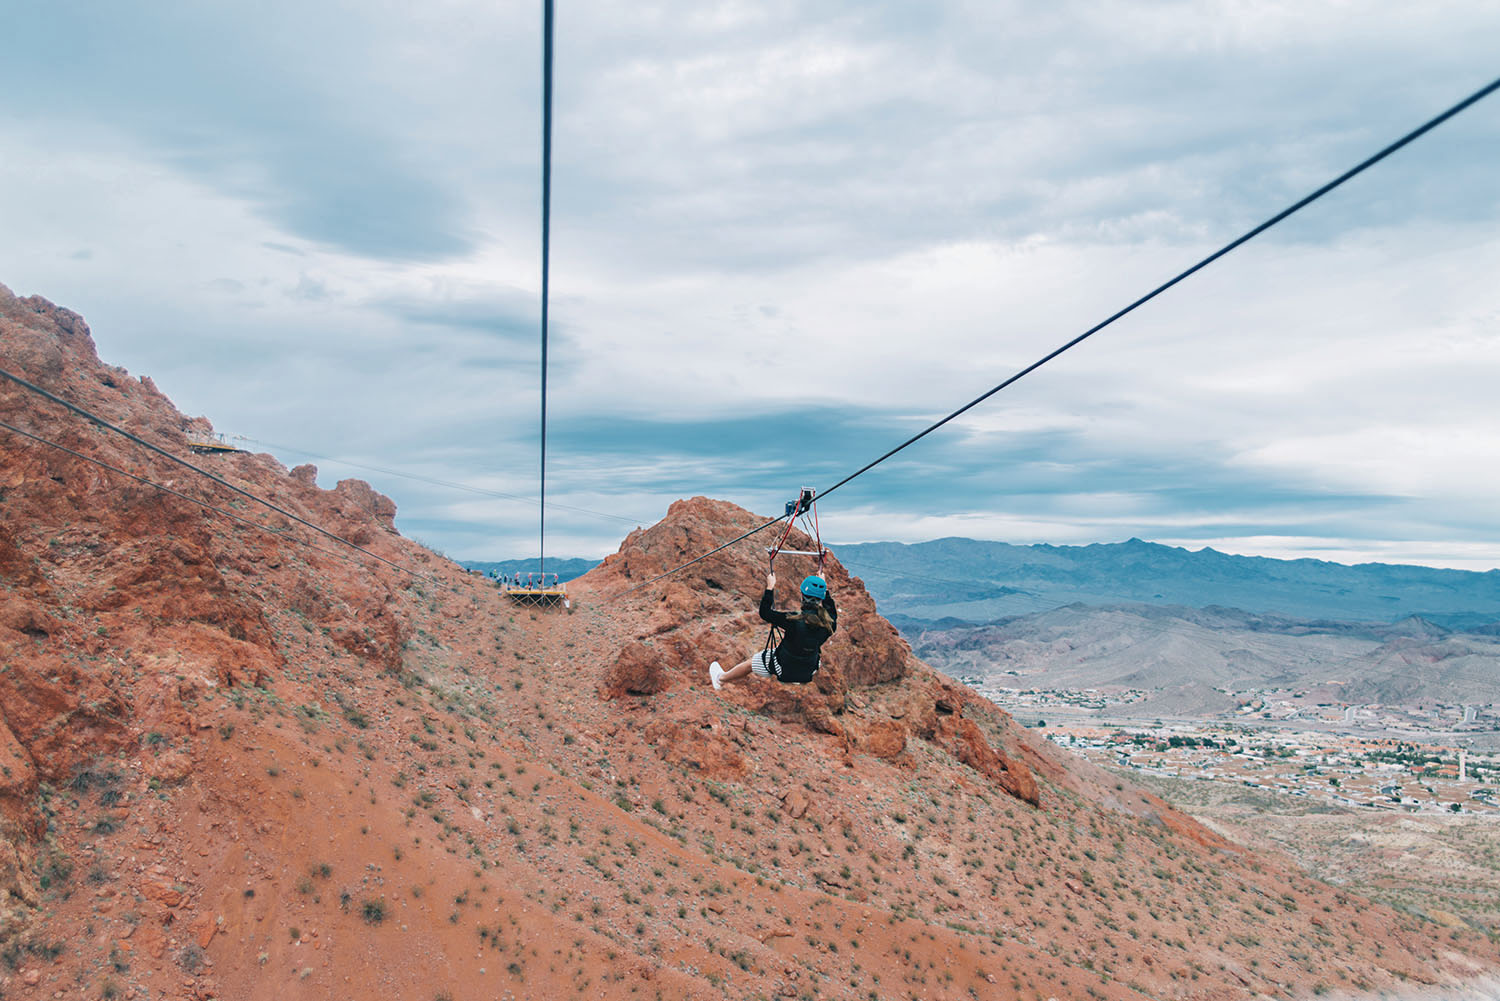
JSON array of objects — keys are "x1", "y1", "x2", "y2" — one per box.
[
  {"x1": 768, "y1": 513, "x2": 800, "y2": 568},
  {"x1": 768, "y1": 487, "x2": 822, "y2": 569}
]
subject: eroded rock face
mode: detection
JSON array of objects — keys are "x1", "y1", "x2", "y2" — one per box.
[
  {"x1": 934, "y1": 715, "x2": 1040, "y2": 806},
  {"x1": 0, "y1": 281, "x2": 428, "y2": 944},
  {"x1": 743, "y1": 679, "x2": 845, "y2": 736},
  {"x1": 580, "y1": 497, "x2": 1046, "y2": 805},
  {"x1": 589, "y1": 496, "x2": 910, "y2": 691},
  {"x1": 333, "y1": 478, "x2": 400, "y2": 536}
]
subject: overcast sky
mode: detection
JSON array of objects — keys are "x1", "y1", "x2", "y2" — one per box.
[{"x1": 3, "y1": 1, "x2": 1499, "y2": 569}]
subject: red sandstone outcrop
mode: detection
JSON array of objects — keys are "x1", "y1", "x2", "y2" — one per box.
[
  {"x1": 933, "y1": 715, "x2": 1040, "y2": 805},
  {"x1": 601, "y1": 640, "x2": 675, "y2": 698},
  {"x1": 596, "y1": 497, "x2": 909, "y2": 688},
  {"x1": 0, "y1": 284, "x2": 420, "y2": 970},
  {"x1": 584, "y1": 498, "x2": 1042, "y2": 806}
]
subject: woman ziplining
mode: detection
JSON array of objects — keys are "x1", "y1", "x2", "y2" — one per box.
[{"x1": 709, "y1": 571, "x2": 837, "y2": 689}]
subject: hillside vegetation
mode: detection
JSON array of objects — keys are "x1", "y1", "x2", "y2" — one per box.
[{"x1": 2, "y1": 284, "x2": 1496, "y2": 999}]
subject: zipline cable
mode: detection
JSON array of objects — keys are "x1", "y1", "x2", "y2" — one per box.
[
  {"x1": 813, "y1": 72, "x2": 1500, "y2": 506},
  {"x1": 0, "y1": 367, "x2": 428, "y2": 580},
  {"x1": 0, "y1": 419, "x2": 405, "y2": 578},
  {"x1": 235, "y1": 436, "x2": 646, "y2": 526},
  {"x1": 538, "y1": 0, "x2": 555, "y2": 582},
  {"x1": 617, "y1": 513, "x2": 786, "y2": 597},
  {"x1": 619, "y1": 72, "x2": 1500, "y2": 595}
]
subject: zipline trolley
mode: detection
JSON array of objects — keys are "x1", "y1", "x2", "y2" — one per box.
[
  {"x1": 759, "y1": 486, "x2": 830, "y2": 677},
  {"x1": 766, "y1": 487, "x2": 827, "y2": 570}
]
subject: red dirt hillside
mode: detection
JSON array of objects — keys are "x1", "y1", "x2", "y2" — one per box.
[{"x1": 1, "y1": 281, "x2": 1497, "y2": 1001}]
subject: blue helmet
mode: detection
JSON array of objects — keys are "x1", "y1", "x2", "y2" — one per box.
[{"x1": 800, "y1": 575, "x2": 828, "y2": 600}]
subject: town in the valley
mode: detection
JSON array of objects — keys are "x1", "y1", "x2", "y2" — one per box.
[{"x1": 976, "y1": 682, "x2": 1500, "y2": 815}]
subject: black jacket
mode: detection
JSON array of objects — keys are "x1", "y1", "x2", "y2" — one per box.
[{"x1": 759, "y1": 589, "x2": 837, "y2": 684}]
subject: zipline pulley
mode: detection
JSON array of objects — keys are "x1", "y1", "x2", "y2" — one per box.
[
  {"x1": 767, "y1": 486, "x2": 826, "y2": 572},
  {"x1": 784, "y1": 488, "x2": 815, "y2": 519}
]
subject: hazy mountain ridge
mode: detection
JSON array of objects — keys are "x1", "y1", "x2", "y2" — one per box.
[
  {"x1": 461, "y1": 541, "x2": 1500, "y2": 706},
  {"x1": 461, "y1": 556, "x2": 598, "y2": 581},
  {"x1": 465, "y1": 537, "x2": 1500, "y2": 629},
  {"x1": 840, "y1": 537, "x2": 1500, "y2": 626},
  {"x1": 905, "y1": 602, "x2": 1500, "y2": 707}
]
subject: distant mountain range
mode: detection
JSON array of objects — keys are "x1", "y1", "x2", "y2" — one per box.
[
  {"x1": 835, "y1": 537, "x2": 1500, "y2": 629},
  {"x1": 904, "y1": 602, "x2": 1500, "y2": 708},
  {"x1": 467, "y1": 537, "x2": 1500, "y2": 628},
  {"x1": 467, "y1": 538, "x2": 1500, "y2": 707}
]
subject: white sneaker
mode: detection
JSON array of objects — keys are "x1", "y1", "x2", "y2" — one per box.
[{"x1": 709, "y1": 661, "x2": 724, "y2": 691}]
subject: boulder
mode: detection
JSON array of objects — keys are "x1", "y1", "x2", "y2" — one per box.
[
  {"x1": 780, "y1": 787, "x2": 811, "y2": 819},
  {"x1": 332, "y1": 478, "x2": 399, "y2": 533},
  {"x1": 601, "y1": 641, "x2": 673, "y2": 698},
  {"x1": 847, "y1": 717, "x2": 907, "y2": 760}
]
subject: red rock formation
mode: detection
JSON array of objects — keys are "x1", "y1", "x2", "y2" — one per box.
[
  {"x1": 600, "y1": 640, "x2": 674, "y2": 698},
  {"x1": 0, "y1": 283, "x2": 422, "y2": 969},
  {"x1": 585, "y1": 511, "x2": 1049, "y2": 805},
  {"x1": 594, "y1": 496, "x2": 910, "y2": 689},
  {"x1": 933, "y1": 715, "x2": 1040, "y2": 806}
]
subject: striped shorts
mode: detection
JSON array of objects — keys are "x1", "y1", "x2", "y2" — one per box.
[{"x1": 751, "y1": 649, "x2": 779, "y2": 679}]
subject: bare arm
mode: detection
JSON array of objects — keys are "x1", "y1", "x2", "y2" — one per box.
[{"x1": 759, "y1": 573, "x2": 788, "y2": 627}]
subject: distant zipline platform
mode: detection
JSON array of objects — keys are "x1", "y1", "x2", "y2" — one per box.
[
  {"x1": 504, "y1": 584, "x2": 569, "y2": 609},
  {"x1": 492, "y1": 571, "x2": 570, "y2": 609},
  {"x1": 187, "y1": 433, "x2": 243, "y2": 455}
]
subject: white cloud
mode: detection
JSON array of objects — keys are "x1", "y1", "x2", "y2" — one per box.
[{"x1": 2, "y1": 1, "x2": 1499, "y2": 568}]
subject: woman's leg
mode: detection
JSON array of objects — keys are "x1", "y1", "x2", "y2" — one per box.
[{"x1": 719, "y1": 658, "x2": 754, "y2": 684}]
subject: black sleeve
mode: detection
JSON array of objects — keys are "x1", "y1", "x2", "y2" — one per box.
[
  {"x1": 759, "y1": 588, "x2": 789, "y2": 627},
  {"x1": 823, "y1": 593, "x2": 837, "y2": 632}
]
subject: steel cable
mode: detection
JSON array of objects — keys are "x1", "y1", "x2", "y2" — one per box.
[
  {"x1": 539, "y1": 0, "x2": 555, "y2": 581},
  {"x1": 616, "y1": 73, "x2": 1500, "y2": 595},
  {"x1": 0, "y1": 368, "x2": 429, "y2": 579},
  {"x1": 813, "y1": 73, "x2": 1500, "y2": 505},
  {"x1": 0, "y1": 419, "x2": 413, "y2": 577}
]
